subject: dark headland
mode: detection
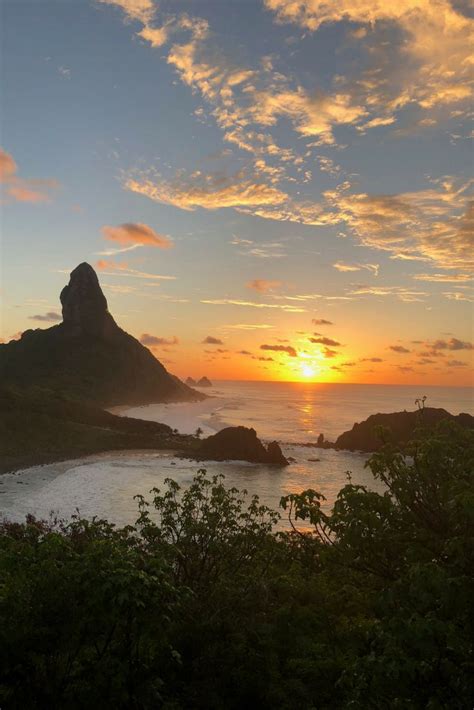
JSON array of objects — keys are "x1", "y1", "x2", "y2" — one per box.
[
  {"x1": 0, "y1": 263, "x2": 203, "y2": 472},
  {"x1": 0, "y1": 262, "x2": 203, "y2": 407}
]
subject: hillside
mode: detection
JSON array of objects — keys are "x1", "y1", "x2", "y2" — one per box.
[
  {"x1": 0, "y1": 387, "x2": 196, "y2": 473},
  {"x1": 0, "y1": 263, "x2": 203, "y2": 407}
]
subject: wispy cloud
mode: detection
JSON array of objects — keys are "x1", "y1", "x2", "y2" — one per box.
[
  {"x1": 333, "y1": 261, "x2": 379, "y2": 275},
  {"x1": 413, "y1": 272, "x2": 473, "y2": 283},
  {"x1": 126, "y1": 170, "x2": 287, "y2": 211},
  {"x1": 95, "y1": 259, "x2": 176, "y2": 280},
  {"x1": 350, "y1": 285, "x2": 428, "y2": 302},
  {"x1": 0, "y1": 148, "x2": 58, "y2": 204},
  {"x1": 224, "y1": 323, "x2": 274, "y2": 330},
  {"x1": 201, "y1": 298, "x2": 305, "y2": 312}
]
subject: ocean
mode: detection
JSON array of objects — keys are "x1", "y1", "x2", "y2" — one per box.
[{"x1": 1, "y1": 382, "x2": 472, "y2": 529}]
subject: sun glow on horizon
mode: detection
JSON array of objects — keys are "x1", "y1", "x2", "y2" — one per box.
[{"x1": 301, "y1": 363, "x2": 317, "y2": 379}]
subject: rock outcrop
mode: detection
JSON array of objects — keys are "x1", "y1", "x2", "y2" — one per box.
[
  {"x1": 197, "y1": 376, "x2": 212, "y2": 387},
  {"x1": 0, "y1": 263, "x2": 203, "y2": 407},
  {"x1": 197, "y1": 426, "x2": 289, "y2": 465},
  {"x1": 186, "y1": 377, "x2": 197, "y2": 386},
  {"x1": 333, "y1": 407, "x2": 474, "y2": 452}
]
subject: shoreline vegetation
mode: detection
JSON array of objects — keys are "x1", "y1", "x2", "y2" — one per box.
[{"x1": 1, "y1": 423, "x2": 472, "y2": 708}]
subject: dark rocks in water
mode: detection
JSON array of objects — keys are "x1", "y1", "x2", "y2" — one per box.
[
  {"x1": 317, "y1": 433, "x2": 325, "y2": 446},
  {"x1": 266, "y1": 440, "x2": 289, "y2": 465},
  {"x1": 186, "y1": 377, "x2": 197, "y2": 386},
  {"x1": 0, "y1": 262, "x2": 203, "y2": 407},
  {"x1": 334, "y1": 407, "x2": 474, "y2": 453},
  {"x1": 197, "y1": 426, "x2": 289, "y2": 465},
  {"x1": 308, "y1": 457, "x2": 320, "y2": 462},
  {"x1": 197, "y1": 376, "x2": 212, "y2": 387}
]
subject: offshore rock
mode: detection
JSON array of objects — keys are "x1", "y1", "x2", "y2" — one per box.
[{"x1": 198, "y1": 426, "x2": 289, "y2": 465}]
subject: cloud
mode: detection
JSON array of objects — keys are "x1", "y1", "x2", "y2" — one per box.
[
  {"x1": 431, "y1": 337, "x2": 472, "y2": 351},
  {"x1": 447, "y1": 360, "x2": 468, "y2": 367},
  {"x1": 360, "y1": 357, "x2": 383, "y2": 363},
  {"x1": 350, "y1": 285, "x2": 428, "y2": 302},
  {"x1": 140, "y1": 334, "x2": 179, "y2": 346},
  {"x1": 101, "y1": 223, "x2": 173, "y2": 248},
  {"x1": 0, "y1": 148, "x2": 58, "y2": 204},
  {"x1": 202, "y1": 335, "x2": 224, "y2": 345},
  {"x1": 246, "y1": 279, "x2": 282, "y2": 293},
  {"x1": 310, "y1": 336, "x2": 341, "y2": 347},
  {"x1": 325, "y1": 179, "x2": 474, "y2": 271},
  {"x1": 225, "y1": 323, "x2": 274, "y2": 330},
  {"x1": 322, "y1": 347, "x2": 338, "y2": 358},
  {"x1": 443, "y1": 291, "x2": 474, "y2": 302},
  {"x1": 312, "y1": 318, "x2": 333, "y2": 325},
  {"x1": 125, "y1": 171, "x2": 288, "y2": 211},
  {"x1": 28, "y1": 311, "x2": 61, "y2": 322},
  {"x1": 389, "y1": 345, "x2": 411, "y2": 353},
  {"x1": 264, "y1": 0, "x2": 473, "y2": 121},
  {"x1": 333, "y1": 261, "x2": 379, "y2": 275},
  {"x1": 97, "y1": 0, "x2": 154, "y2": 23},
  {"x1": 201, "y1": 299, "x2": 305, "y2": 313},
  {"x1": 413, "y1": 273, "x2": 473, "y2": 283},
  {"x1": 137, "y1": 24, "x2": 168, "y2": 47},
  {"x1": 260, "y1": 343, "x2": 297, "y2": 357},
  {"x1": 95, "y1": 259, "x2": 176, "y2": 280},
  {"x1": 231, "y1": 237, "x2": 287, "y2": 259}
]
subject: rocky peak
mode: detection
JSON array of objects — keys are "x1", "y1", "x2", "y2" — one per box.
[{"x1": 60, "y1": 262, "x2": 116, "y2": 338}]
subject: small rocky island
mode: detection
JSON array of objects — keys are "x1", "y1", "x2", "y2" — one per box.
[
  {"x1": 196, "y1": 426, "x2": 289, "y2": 465},
  {"x1": 196, "y1": 376, "x2": 213, "y2": 387},
  {"x1": 316, "y1": 407, "x2": 474, "y2": 453},
  {"x1": 185, "y1": 377, "x2": 197, "y2": 386}
]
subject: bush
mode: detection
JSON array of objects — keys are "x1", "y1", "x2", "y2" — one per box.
[{"x1": 0, "y1": 424, "x2": 472, "y2": 708}]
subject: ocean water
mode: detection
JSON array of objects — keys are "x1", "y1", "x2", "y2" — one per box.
[
  {"x1": 1, "y1": 382, "x2": 472, "y2": 530},
  {"x1": 126, "y1": 380, "x2": 474, "y2": 442}
]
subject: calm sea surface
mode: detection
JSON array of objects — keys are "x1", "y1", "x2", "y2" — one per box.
[{"x1": 1, "y1": 382, "x2": 472, "y2": 529}]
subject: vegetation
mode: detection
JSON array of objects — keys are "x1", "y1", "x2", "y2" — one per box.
[
  {"x1": 0, "y1": 386, "x2": 198, "y2": 473},
  {"x1": 0, "y1": 422, "x2": 473, "y2": 708}
]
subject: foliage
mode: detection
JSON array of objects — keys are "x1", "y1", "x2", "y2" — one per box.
[
  {"x1": 0, "y1": 423, "x2": 473, "y2": 708},
  {"x1": 0, "y1": 386, "x2": 195, "y2": 473}
]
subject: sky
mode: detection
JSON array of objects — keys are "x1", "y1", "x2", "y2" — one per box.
[{"x1": 0, "y1": 0, "x2": 473, "y2": 385}]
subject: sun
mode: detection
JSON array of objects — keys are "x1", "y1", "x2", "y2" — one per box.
[{"x1": 301, "y1": 364, "x2": 316, "y2": 378}]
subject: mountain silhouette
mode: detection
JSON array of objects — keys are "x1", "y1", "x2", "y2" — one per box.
[{"x1": 0, "y1": 263, "x2": 203, "y2": 406}]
